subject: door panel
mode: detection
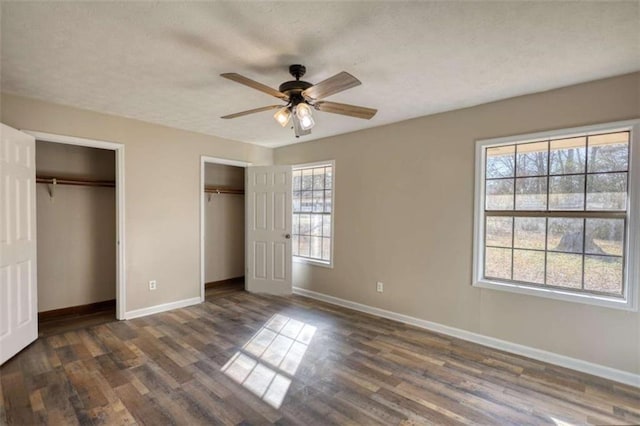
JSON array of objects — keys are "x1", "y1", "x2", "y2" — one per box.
[
  {"x1": 0, "y1": 267, "x2": 10, "y2": 337},
  {"x1": 246, "y1": 165, "x2": 292, "y2": 294},
  {"x1": 255, "y1": 192, "x2": 267, "y2": 230},
  {"x1": 0, "y1": 123, "x2": 38, "y2": 365},
  {"x1": 273, "y1": 242, "x2": 286, "y2": 280},
  {"x1": 254, "y1": 242, "x2": 267, "y2": 279}
]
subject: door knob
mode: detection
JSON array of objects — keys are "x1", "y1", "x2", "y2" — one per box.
[{"x1": 285, "y1": 234, "x2": 291, "y2": 239}]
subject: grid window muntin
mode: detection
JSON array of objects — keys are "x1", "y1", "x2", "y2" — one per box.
[
  {"x1": 292, "y1": 162, "x2": 333, "y2": 265},
  {"x1": 479, "y1": 127, "x2": 635, "y2": 303}
]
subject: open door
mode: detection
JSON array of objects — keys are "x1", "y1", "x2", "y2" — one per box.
[
  {"x1": 0, "y1": 124, "x2": 38, "y2": 365},
  {"x1": 246, "y1": 165, "x2": 292, "y2": 294}
]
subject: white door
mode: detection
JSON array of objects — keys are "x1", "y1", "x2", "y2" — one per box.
[
  {"x1": 0, "y1": 124, "x2": 38, "y2": 365},
  {"x1": 246, "y1": 165, "x2": 292, "y2": 294}
]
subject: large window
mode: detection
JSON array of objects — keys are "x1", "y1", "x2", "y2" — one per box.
[
  {"x1": 473, "y1": 121, "x2": 639, "y2": 310},
  {"x1": 292, "y1": 161, "x2": 334, "y2": 266}
]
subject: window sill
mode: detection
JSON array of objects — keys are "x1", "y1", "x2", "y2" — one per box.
[
  {"x1": 293, "y1": 256, "x2": 333, "y2": 269},
  {"x1": 473, "y1": 278, "x2": 636, "y2": 311}
]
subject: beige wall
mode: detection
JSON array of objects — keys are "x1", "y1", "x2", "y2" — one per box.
[
  {"x1": 204, "y1": 163, "x2": 244, "y2": 189},
  {"x1": 1, "y1": 93, "x2": 272, "y2": 312},
  {"x1": 204, "y1": 163, "x2": 244, "y2": 283},
  {"x1": 36, "y1": 140, "x2": 116, "y2": 180},
  {"x1": 275, "y1": 72, "x2": 640, "y2": 375},
  {"x1": 36, "y1": 142, "x2": 116, "y2": 312}
]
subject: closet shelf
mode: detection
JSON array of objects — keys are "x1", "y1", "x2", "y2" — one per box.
[
  {"x1": 204, "y1": 186, "x2": 244, "y2": 195},
  {"x1": 36, "y1": 176, "x2": 116, "y2": 188}
]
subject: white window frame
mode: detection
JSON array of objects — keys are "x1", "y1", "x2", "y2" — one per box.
[
  {"x1": 292, "y1": 160, "x2": 335, "y2": 268},
  {"x1": 473, "y1": 120, "x2": 640, "y2": 311}
]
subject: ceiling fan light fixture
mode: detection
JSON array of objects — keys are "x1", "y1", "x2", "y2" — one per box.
[
  {"x1": 295, "y1": 102, "x2": 312, "y2": 118},
  {"x1": 295, "y1": 103, "x2": 315, "y2": 130},
  {"x1": 299, "y1": 114, "x2": 315, "y2": 130},
  {"x1": 274, "y1": 107, "x2": 291, "y2": 127},
  {"x1": 292, "y1": 114, "x2": 312, "y2": 138}
]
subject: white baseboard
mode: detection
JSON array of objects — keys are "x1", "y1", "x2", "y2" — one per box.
[
  {"x1": 293, "y1": 286, "x2": 640, "y2": 388},
  {"x1": 123, "y1": 297, "x2": 201, "y2": 320}
]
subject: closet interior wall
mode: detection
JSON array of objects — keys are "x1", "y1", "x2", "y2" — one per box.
[
  {"x1": 204, "y1": 163, "x2": 245, "y2": 284},
  {"x1": 36, "y1": 141, "x2": 116, "y2": 313}
]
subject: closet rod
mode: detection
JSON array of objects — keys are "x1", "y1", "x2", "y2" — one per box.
[
  {"x1": 204, "y1": 186, "x2": 244, "y2": 195},
  {"x1": 36, "y1": 176, "x2": 116, "y2": 188}
]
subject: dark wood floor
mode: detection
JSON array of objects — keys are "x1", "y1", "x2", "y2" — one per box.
[{"x1": 1, "y1": 281, "x2": 638, "y2": 425}]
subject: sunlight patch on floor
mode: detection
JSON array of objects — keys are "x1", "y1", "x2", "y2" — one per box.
[
  {"x1": 221, "y1": 313, "x2": 317, "y2": 409},
  {"x1": 550, "y1": 416, "x2": 577, "y2": 426}
]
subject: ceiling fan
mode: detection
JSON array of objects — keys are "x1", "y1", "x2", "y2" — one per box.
[{"x1": 220, "y1": 64, "x2": 377, "y2": 137}]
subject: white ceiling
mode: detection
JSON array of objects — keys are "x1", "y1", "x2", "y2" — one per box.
[{"x1": 1, "y1": 1, "x2": 638, "y2": 148}]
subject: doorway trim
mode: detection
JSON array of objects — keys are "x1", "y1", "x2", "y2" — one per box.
[
  {"x1": 200, "y1": 156, "x2": 251, "y2": 302},
  {"x1": 23, "y1": 130, "x2": 127, "y2": 320}
]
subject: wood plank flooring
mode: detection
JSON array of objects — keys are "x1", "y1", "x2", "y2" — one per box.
[{"x1": 1, "y1": 282, "x2": 638, "y2": 425}]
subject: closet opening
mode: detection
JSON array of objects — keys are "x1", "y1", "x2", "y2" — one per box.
[
  {"x1": 35, "y1": 140, "x2": 117, "y2": 333},
  {"x1": 25, "y1": 130, "x2": 126, "y2": 326},
  {"x1": 200, "y1": 156, "x2": 250, "y2": 300}
]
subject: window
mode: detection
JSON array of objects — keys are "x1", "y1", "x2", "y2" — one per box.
[
  {"x1": 473, "y1": 121, "x2": 639, "y2": 310},
  {"x1": 292, "y1": 161, "x2": 334, "y2": 266}
]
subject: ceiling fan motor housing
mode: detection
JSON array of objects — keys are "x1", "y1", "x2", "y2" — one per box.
[
  {"x1": 279, "y1": 80, "x2": 313, "y2": 105},
  {"x1": 278, "y1": 64, "x2": 313, "y2": 107}
]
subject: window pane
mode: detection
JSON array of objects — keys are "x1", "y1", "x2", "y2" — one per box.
[
  {"x1": 485, "y1": 216, "x2": 512, "y2": 248},
  {"x1": 322, "y1": 237, "x2": 331, "y2": 261},
  {"x1": 310, "y1": 236, "x2": 322, "y2": 259},
  {"x1": 485, "y1": 247, "x2": 512, "y2": 280},
  {"x1": 313, "y1": 169, "x2": 325, "y2": 190},
  {"x1": 312, "y1": 191, "x2": 324, "y2": 212},
  {"x1": 486, "y1": 179, "x2": 514, "y2": 210},
  {"x1": 292, "y1": 214, "x2": 299, "y2": 235},
  {"x1": 515, "y1": 177, "x2": 547, "y2": 210},
  {"x1": 548, "y1": 218, "x2": 583, "y2": 253},
  {"x1": 586, "y1": 173, "x2": 627, "y2": 210},
  {"x1": 311, "y1": 214, "x2": 323, "y2": 236},
  {"x1": 587, "y1": 132, "x2": 629, "y2": 173},
  {"x1": 546, "y1": 253, "x2": 582, "y2": 289},
  {"x1": 299, "y1": 214, "x2": 311, "y2": 236},
  {"x1": 324, "y1": 190, "x2": 333, "y2": 212},
  {"x1": 514, "y1": 217, "x2": 545, "y2": 250},
  {"x1": 302, "y1": 169, "x2": 313, "y2": 190},
  {"x1": 322, "y1": 215, "x2": 331, "y2": 237},
  {"x1": 513, "y1": 249, "x2": 544, "y2": 284},
  {"x1": 301, "y1": 191, "x2": 312, "y2": 212},
  {"x1": 292, "y1": 235, "x2": 299, "y2": 256},
  {"x1": 550, "y1": 137, "x2": 586, "y2": 175},
  {"x1": 325, "y1": 167, "x2": 333, "y2": 189},
  {"x1": 293, "y1": 191, "x2": 301, "y2": 212},
  {"x1": 293, "y1": 170, "x2": 302, "y2": 191},
  {"x1": 549, "y1": 175, "x2": 584, "y2": 210},
  {"x1": 585, "y1": 218, "x2": 624, "y2": 256},
  {"x1": 486, "y1": 145, "x2": 515, "y2": 178},
  {"x1": 299, "y1": 236, "x2": 310, "y2": 257},
  {"x1": 516, "y1": 141, "x2": 548, "y2": 177},
  {"x1": 584, "y1": 256, "x2": 623, "y2": 295}
]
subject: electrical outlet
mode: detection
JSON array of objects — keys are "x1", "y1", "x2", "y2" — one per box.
[
  {"x1": 149, "y1": 280, "x2": 157, "y2": 291},
  {"x1": 376, "y1": 281, "x2": 384, "y2": 293}
]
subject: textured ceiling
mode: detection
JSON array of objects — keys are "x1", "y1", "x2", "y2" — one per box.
[{"x1": 1, "y1": 1, "x2": 639, "y2": 148}]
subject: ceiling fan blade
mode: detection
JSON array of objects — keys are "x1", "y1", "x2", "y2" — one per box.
[
  {"x1": 314, "y1": 101, "x2": 377, "y2": 120},
  {"x1": 221, "y1": 73, "x2": 289, "y2": 101},
  {"x1": 221, "y1": 105, "x2": 283, "y2": 119},
  {"x1": 302, "y1": 72, "x2": 361, "y2": 101}
]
